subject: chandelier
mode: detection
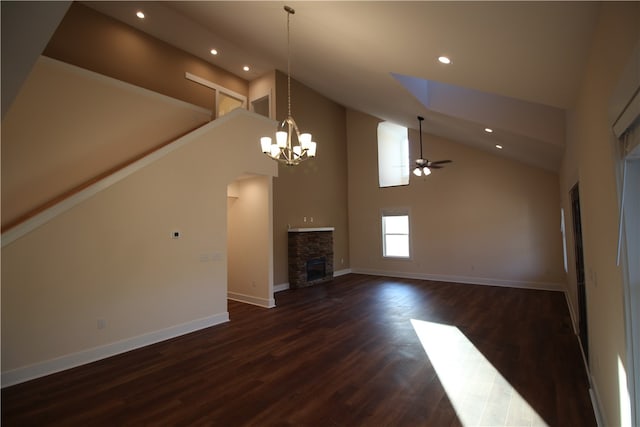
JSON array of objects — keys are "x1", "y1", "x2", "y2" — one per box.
[{"x1": 260, "y1": 5, "x2": 317, "y2": 165}]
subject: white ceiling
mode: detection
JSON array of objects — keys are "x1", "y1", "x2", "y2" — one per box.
[{"x1": 85, "y1": 1, "x2": 600, "y2": 171}]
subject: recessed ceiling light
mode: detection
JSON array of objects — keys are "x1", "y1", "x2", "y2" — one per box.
[
  {"x1": 136, "y1": 11, "x2": 145, "y2": 19},
  {"x1": 484, "y1": 128, "x2": 493, "y2": 133},
  {"x1": 438, "y1": 56, "x2": 452, "y2": 65},
  {"x1": 210, "y1": 49, "x2": 218, "y2": 56},
  {"x1": 495, "y1": 144, "x2": 503, "y2": 149},
  {"x1": 243, "y1": 66, "x2": 250, "y2": 72}
]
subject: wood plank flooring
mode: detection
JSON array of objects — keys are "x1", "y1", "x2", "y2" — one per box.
[{"x1": 2, "y1": 274, "x2": 596, "y2": 426}]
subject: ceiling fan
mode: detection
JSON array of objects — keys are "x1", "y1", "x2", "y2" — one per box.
[{"x1": 413, "y1": 115, "x2": 452, "y2": 177}]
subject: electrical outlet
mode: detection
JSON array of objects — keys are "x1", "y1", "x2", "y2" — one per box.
[{"x1": 97, "y1": 319, "x2": 106, "y2": 330}]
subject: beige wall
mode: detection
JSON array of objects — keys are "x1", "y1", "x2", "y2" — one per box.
[
  {"x1": 1, "y1": 108, "x2": 277, "y2": 381},
  {"x1": 1, "y1": 57, "x2": 211, "y2": 229},
  {"x1": 2, "y1": 5, "x2": 281, "y2": 382},
  {"x1": 560, "y1": 3, "x2": 640, "y2": 425},
  {"x1": 44, "y1": 2, "x2": 248, "y2": 112},
  {"x1": 228, "y1": 175, "x2": 274, "y2": 307},
  {"x1": 249, "y1": 71, "x2": 276, "y2": 120},
  {"x1": 17, "y1": 3, "x2": 350, "y2": 289},
  {"x1": 6, "y1": 6, "x2": 636, "y2": 414},
  {"x1": 347, "y1": 109, "x2": 565, "y2": 288},
  {"x1": 272, "y1": 71, "x2": 350, "y2": 285}
]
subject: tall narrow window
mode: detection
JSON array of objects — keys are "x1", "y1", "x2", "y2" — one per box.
[
  {"x1": 377, "y1": 121, "x2": 409, "y2": 187},
  {"x1": 382, "y1": 210, "x2": 410, "y2": 258}
]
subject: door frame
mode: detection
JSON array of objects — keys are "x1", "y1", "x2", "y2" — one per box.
[{"x1": 570, "y1": 183, "x2": 589, "y2": 363}]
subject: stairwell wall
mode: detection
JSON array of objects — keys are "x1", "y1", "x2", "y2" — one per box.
[
  {"x1": 1, "y1": 56, "x2": 211, "y2": 229},
  {"x1": 1, "y1": 108, "x2": 277, "y2": 385}
]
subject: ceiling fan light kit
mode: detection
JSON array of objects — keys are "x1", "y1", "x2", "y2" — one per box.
[
  {"x1": 413, "y1": 115, "x2": 452, "y2": 178},
  {"x1": 413, "y1": 158, "x2": 432, "y2": 177}
]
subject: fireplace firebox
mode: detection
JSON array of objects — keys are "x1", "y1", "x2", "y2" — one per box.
[{"x1": 307, "y1": 257, "x2": 326, "y2": 282}]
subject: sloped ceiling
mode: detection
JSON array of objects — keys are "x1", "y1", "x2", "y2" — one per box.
[
  {"x1": 85, "y1": 1, "x2": 600, "y2": 171},
  {"x1": 1, "y1": 1, "x2": 71, "y2": 118}
]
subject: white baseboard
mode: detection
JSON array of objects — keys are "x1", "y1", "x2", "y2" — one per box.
[
  {"x1": 564, "y1": 292, "x2": 601, "y2": 425},
  {"x1": 273, "y1": 270, "x2": 352, "y2": 293},
  {"x1": 1, "y1": 312, "x2": 229, "y2": 388},
  {"x1": 228, "y1": 291, "x2": 275, "y2": 308},
  {"x1": 351, "y1": 268, "x2": 565, "y2": 292},
  {"x1": 334, "y1": 268, "x2": 352, "y2": 277},
  {"x1": 274, "y1": 283, "x2": 290, "y2": 293},
  {"x1": 564, "y1": 290, "x2": 579, "y2": 334},
  {"x1": 590, "y1": 376, "x2": 605, "y2": 427}
]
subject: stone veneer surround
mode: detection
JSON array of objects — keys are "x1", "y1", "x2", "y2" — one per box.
[{"x1": 288, "y1": 228, "x2": 334, "y2": 288}]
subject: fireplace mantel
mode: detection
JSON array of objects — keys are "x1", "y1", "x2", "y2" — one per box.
[{"x1": 288, "y1": 227, "x2": 335, "y2": 233}]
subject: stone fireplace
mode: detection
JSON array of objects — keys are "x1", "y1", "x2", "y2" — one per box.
[{"x1": 288, "y1": 227, "x2": 334, "y2": 288}]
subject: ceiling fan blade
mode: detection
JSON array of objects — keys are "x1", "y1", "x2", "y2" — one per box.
[
  {"x1": 428, "y1": 160, "x2": 452, "y2": 165},
  {"x1": 429, "y1": 165, "x2": 444, "y2": 169}
]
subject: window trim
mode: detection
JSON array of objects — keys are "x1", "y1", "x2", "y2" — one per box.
[
  {"x1": 185, "y1": 72, "x2": 247, "y2": 119},
  {"x1": 377, "y1": 121, "x2": 409, "y2": 188},
  {"x1": 381, "y1": 207, "x2": 412, "y2": 259}
]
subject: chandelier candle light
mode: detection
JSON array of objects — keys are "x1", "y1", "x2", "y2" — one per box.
[{"x1": 260, "y1": 5, "x2": 317, "y2": 165}]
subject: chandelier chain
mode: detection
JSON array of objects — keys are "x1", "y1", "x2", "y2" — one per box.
[{"x1": 286, "y1": 7, "x2": 292, "y2": 118}]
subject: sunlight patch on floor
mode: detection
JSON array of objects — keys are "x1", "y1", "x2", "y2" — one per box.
[{"x1": 411, "y1": 319, "x2": 548, "y2": 427}]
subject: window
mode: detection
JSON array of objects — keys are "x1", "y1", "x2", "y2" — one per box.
[
  {"x1": 217, "y1": 91, "x2": 244, "y2": 117},
  {"x1": 382, "y1": 210, "x2": 410, "y2": 258},
  {"x1": 184, "y1": 72, "x2": 247, "y2": 119},
  {"x1": 377, "y1": 121, "x2": 409, "y2": 187}
]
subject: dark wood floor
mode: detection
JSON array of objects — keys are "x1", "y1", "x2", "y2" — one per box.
[{"x1": 2, "y1": 274, "x2": 595, "y2": 426}]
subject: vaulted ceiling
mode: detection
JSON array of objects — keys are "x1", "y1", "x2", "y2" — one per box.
[{"x1": 86, "y1": 1, "x2": 600, "y2": 171}]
